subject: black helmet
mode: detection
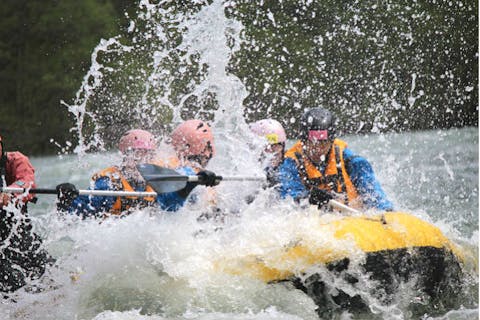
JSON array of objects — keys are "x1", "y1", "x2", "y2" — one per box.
[{"x1": 300, "y1": 107, "x2": 337, "y2": 141}]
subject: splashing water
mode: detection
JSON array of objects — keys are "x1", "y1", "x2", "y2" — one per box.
[{"x1": 1, "y1": 1, "x2": 478, "y2": 319}]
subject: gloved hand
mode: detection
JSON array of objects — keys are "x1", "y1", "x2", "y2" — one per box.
[
  {"x1": 56, "y1": 183, "x2": 79, "y2": 211},
  {"x1": 0, "y1": 192, "x2": 11, "y2": 208},
  {"x1": 309, "y1": 188, "x2": 333, "y2": 207},
  {"x1": 265, "y1": 167, "x2": 279, "y2": 187},
  {"x1": 197, "y1": 170, "x2": 220, "y2": 187}
]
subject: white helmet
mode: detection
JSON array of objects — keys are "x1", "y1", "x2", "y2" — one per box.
[{"x1": 250, "y1": 119, "x2": 287, "y2": 144}]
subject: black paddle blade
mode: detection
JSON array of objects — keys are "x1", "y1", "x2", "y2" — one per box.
[{"x1": 137, "y1": 164, "x2": 188, "y2": 194}]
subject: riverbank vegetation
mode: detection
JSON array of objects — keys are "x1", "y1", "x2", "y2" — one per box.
[{"x1": 0, "y1": 0, "x2": 477, "y2": 155}]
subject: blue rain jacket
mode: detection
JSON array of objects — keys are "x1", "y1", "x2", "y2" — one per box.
[
  {"x1": 277, "y1": 148, "x2": 393, "y2": 211},
  {"x1": 69, "y1": 166, "x2": 196, "y2": 217}
]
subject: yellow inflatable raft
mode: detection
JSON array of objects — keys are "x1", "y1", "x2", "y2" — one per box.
[
  {"x1": 216, "y1": 211, "x2": 463, "y2": 281},
  {"x1": 215, "y1": 211, "x2": 466, "y2": 316}
]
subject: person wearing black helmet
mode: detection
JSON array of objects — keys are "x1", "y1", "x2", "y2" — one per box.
[{"x1": 277, "y1": 107, "x2": 393, "y2": 211}]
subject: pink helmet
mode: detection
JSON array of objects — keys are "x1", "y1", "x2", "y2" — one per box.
[
  {"x1": 250, "y1": 119, "x2": 287, "y2": 144},
  {"x1": 118, "y1": 129, "x2": 156, "y2": 153},
  {"x1": 171, "y1": 120, "x2": 215, "y2": 158}
]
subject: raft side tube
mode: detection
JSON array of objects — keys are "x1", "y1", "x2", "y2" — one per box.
[{"x1": 215, "y1": 212, "x2": 465, "y2": 283}]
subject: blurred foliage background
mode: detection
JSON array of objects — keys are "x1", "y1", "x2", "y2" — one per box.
[{"x1": 0, "y1": 0, "x2": 477, "y2": 155}]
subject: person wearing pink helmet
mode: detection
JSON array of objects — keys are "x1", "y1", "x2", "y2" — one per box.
[
  {"x1": 57, "y1": 129, "x2": 159, "y2": 217},
  {"x1": 57, "y1": 126, "x2": 220, "y2": 216},
  {"x1": 154, "y1": 120, "x2": 219, "y2": 212},
  {"x1": 170, "y1": 119, "x2": 216, "y2": 169},
  {"x1": 249, "y1": 118, "x2": 289, "y2": 190},
  {"x1": 117, "y1": 129, "x2": 158, "y2": 182},
  {"x1": 250, "y1": 119, "x2": 287, "y2": 171},
  {"x1": 243, "y1": 119, "x2": 288, "y2": 205}
]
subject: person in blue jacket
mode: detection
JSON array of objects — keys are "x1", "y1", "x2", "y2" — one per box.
[
  {"x1": 278, "y1": 108, "x2": 393, "y2": 211},
  {"x1": 250, "y1": 118, "x2": 288, "y2": 188},
  {"x1": 56, "y1": 129, "x2": 217, "y2": 217}
]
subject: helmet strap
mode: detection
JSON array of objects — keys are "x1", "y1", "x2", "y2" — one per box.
[{"x1": 279, "y1": 142, "x2": 285, "y2": 162}]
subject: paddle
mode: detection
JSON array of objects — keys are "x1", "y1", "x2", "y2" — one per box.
[
  {"x1": 137, "y1": 164, "x2": 360, "y2": 214},
  {"x1": 1, "y1": 165, "x2": 360, "y2": 216},
  {"x1": 0, "y1": 187, "x2": 157, "y2": 198},
  {"x1": 137, "y1": 164, "x2": 363, "y2": 214},
  {"x1": 0, "y1": 165, "x2": 264, "y2": 198},
  {"x1": 136, "y1": 163, "x2": 266, "y2": 193}
]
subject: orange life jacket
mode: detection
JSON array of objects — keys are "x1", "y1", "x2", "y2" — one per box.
[
  {"x1": 285, "y1": 139, "x2": 360, "y2": 207},
  {"x1": 93, "y1": 166, "x2": 156, "y2": 215},
  {"x1": 153, "y1": 156, "x2": 181, "y2": 170},
  {"x1": 154, "y1": 156, "x2": 206, "y2": 173}
]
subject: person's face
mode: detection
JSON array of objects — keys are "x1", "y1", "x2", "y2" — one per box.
[
  {"x1": 124, "y1": 149, "x2": 155, "y2": 168},
  {"x1": 304, "y1": 139, "x2": 332, "y2": 163},
  {"x1": 263, "y1": 143, "x2": 284, "y2": 168},
  {"x1": 186, "y1": 142, "x2": 214, "y2": 168}
]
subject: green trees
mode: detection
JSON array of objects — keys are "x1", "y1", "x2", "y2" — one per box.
[
  {"x1": 0, "y1": 0, "x2": 120, "y2": 154},
  {"x1": 229, "y1": 0, "x2": 478, "y2": 135},
  {"x1": 0, "y1": 1, "x2": 477, "y2": 155}
]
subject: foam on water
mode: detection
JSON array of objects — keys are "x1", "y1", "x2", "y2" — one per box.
[
  {"x1": 4, "y1": 177, "x2": 477, "y2": 319},
  {"x1": 5, "y1": 204, "x2": 326, "y2": 320}
]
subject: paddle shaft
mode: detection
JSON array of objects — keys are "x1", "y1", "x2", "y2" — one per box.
[
  {"x1": 0, "y1": 187, "x2": 157, "y2": 198},
  {"x1": 2, "y1": 185, "x2": 362, "y2": 214},
  {"x1": 329, "y1": 199, "x2": 361, "y2": 214},
  {"x1": 151, "y1": 172, "x2": 360, "y2": 214},
  {"x1": 138, "y1": 165, "x2": 361, "y2": 214},
  {"x1": 0, "y1": 175, "x2": 264, "y2": 198},
  {"x1": 141, "y1": 175, "x2": 265, "y2": 183}
]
